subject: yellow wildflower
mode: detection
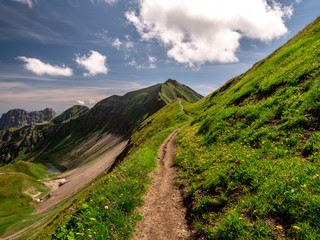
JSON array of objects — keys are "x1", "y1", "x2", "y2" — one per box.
[
  {"x1": 276, "y1": 226, "x2": 283, "y2": 230},
  {"x1": 90, "y1": 218, "x2": 96, "y2": 221},
  {"x1": 293, "y1": 226, "x2": 301, "y2": 230}
]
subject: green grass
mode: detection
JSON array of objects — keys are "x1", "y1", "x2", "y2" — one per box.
[
  {"x1": 0, "y1": 161, "x2": 49, "y2": 235},
  {"x1": 33, "y1": 100, "x2": 189, "y2": 239},
  {"x1": 34, "y1": 128, "x2": 177, "y2": 240},
  {"x1": 173, "y1": 17, "x2": 320, "y2": 239}
]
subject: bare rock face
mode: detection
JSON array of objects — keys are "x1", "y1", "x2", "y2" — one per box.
[{"x1": 0, "y1": 108, "x2": 57, "y2": 130}]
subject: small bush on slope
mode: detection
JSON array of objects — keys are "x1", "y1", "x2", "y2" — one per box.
[{"x1": 175, "y1": 17, "x2": 320, "y2": 239}]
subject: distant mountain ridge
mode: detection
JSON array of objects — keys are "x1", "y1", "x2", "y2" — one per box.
[
  {"x1": 84, "y1": 79, "x2": 203, "y2": 136},
  {"x1": 0, "y1": 79, "x2": 202, "y2": 166},
  {"x1": 0, "y1": 105, "x2": 89, "y2": 165},
  {"x1": 0, "y1": 108, "x2": 57, "y2": 130}
]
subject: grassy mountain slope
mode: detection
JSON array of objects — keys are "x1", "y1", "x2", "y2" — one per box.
[
  {"x1": 174, "y1": 16, "x2": 320, "y2": 239},
  {"x1": 0, "y1": 161, "x2": 49, "y2": 235},
  {"x1": 33, "y1": 99, "x2": 191, "y2": 240},
  {"x1": 27, "y1": 80, "x2": 202, "y2": 167},
  {"x1": 31, "y1": 17, "x2": 320, "y2": 240}
]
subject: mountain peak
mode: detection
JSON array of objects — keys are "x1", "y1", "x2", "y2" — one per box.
[
  {"x1": 0, "y1": 108, "x2": 57, "y2": 130},
  {"x1": 165, "y1": 79, "x2": 178, "y2": 84}
]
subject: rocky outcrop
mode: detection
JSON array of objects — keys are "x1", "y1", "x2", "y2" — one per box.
[{"x1": 0, "y1": 108, "x2": 57, "y2": 130}]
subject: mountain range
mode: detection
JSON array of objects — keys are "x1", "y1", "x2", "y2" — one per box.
[{"x1": 0, "y1": 16, "x2": 320, "y2": 240}]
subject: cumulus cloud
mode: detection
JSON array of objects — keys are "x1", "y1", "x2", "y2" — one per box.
[
  {"x1": 126, "y1": 0, "x2": 293, "y2": 67},
  {"x1": 76, "y1": 100, "x2": 85, "y2": 105},
  {"x1": 11, "y1": 0, "x2": 34, "y2": 8},
  {"x1": 17, "y1": 56, "x2": 73, "y2": 76},
  {"x1": 75, "y1": 50, "x2": 108, "y2": 76}
]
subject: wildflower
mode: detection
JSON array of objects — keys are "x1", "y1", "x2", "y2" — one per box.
[
  {"x1": 239, "y1": 217, "x2": 243, "y2": 220},
  {"x1": 105, "y1": 206, "x2": 109, "y2": 210},
  {"x1": 68, "y1": 206, "x2": 74, "y2": 211},
  {"x1": 90, "y1": 218, "x2": 96, "y2": 221},
  {"x1": 293, "y1": 226, "x2": 301, "y2": 230},
  {"x1": 276, "y1": 226, "x2": 283, "y2": 230}
]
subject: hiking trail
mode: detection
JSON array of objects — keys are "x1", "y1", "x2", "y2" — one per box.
[{"x1": 134, "y1": 129, "x2": 194, "y2": 240}]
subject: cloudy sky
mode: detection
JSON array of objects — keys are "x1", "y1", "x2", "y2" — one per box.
[{"x1": 0, "y1": 0, "x2": 319, "y2": 114}]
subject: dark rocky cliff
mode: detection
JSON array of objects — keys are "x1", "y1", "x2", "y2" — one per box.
[{"x1": 0, "y1": 108, "x2": 57, "y2": 130}]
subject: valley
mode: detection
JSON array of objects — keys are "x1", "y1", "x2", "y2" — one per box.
[{"x1": 0, "y1": 15, "x2": 319, "y2": 240}]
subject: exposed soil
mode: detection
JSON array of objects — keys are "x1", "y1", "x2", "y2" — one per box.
[
  {"x1": 35, "y1": 134, "x2": 127, "y2": 214},
  {"x1": 134, "y1": 130, "x2": 194, "y2": 240},
  {"x1": 179, "y1": 99, "x2": 191, "y2": 118}
]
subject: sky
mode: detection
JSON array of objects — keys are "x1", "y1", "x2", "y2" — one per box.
[{"x1": 0, "y1": 0, "x2": 319, "y2": 114}]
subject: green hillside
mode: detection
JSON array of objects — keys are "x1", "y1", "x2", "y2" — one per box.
[
  {"x1": 27, "y1": 80, "x2": 202, "y2": 166},
  {"x1": 0, "y1": 161, "x2": 49, "y2": 236},
  {"x1": 29, "y1": 16, "x2": 320, "y2": 240},
  {"x1": 34, "y1": 99, "x2": 191, "y2": 240},
  {"x1": 174, "y1": 16, "x2": 320, "y2": 239}
]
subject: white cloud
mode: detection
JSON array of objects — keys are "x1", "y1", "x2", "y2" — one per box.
[
  {"x1": 76, "y1": 100, "x2": 85, "y2": 105},
  {"x1": 88, "y1": 99, "x2": 97, "y2": 104},
  {"x1": 75, "y1": 50, "x2": 108, "y2": 76},
  {"x1": 125, "y1": 41, "x2": 134, "y2": 49},
  {"x1": 128, "y1": 56, "x2": 156, "y2": 69},
  {"x1": 126, "y1": 0, "x2": 293, "y2": 67},
  {"x1": 112, "y1": 38, "x2": 122, "y2": 50},
  {"x1": 11, "y1": 0, "x2": 34, "y2": 8},
  {"x1": 148, "y1": 56, "x2": 156, "y2": 63},
  {"x1": 103, "y1": 0, "x2": 118, "y2": 4},
  {"x1": 90, "y1": 0, "x2": 118, "y2": 5},
  {"x1": 17, "y1": 56, "x2": 73, "y2": 77},
  {"x1": 295, "y1": 0, "x2": 302, "y2": 3}
]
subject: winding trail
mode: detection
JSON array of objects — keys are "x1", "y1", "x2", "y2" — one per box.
[
  {"x1": 134, "y1": 129, "x2": 194, "y2": 240},
  {"x1": 178, "y1": 99, "x2": 191, "y2": 118}
]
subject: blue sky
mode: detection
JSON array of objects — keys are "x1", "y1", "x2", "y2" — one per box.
[{"x1": 0, "y1": 0, "x2": 319, "y2": 114}]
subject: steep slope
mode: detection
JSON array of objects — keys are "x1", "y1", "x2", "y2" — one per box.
[
  {"x1": 26, "y1": 80, "x2": 202, "y2": 167},
  {"x1": 0, "y1": 108, "x2": 56, "y2": 130},
  {"x1": 0, "y1": 105, "x2": 89, "y2": 166},
  {"x1": 34, "y1": 99, "x2": 191, "y2": 240},
  {"x1": 52, "y1": 105, "x2": 89, "y2": 124},
  {"x1": 174, "y1": 16, "x2": 320, "y2": 239},
  {"x1": 80, "y1": 79, "x2": 202, "y2": 136},
  {"x1": 30, "y1": 17, "x2": 320, "y2": 240}
]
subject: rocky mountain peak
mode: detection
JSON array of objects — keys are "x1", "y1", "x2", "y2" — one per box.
[{"x1": 0, "y1": 108, "x2": 57, "y2": 130}]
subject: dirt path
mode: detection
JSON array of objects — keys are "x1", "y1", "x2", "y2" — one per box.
[
  {"x1": 134, "y1": 130, "x2": 193, "y2": 240},
  {"x1": 178, "y1": 99, "x2": 191, "y2": 118}
]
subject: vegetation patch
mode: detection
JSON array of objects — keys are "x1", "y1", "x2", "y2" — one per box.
[{"x1": 174, "y1": 17, "x2": 320, "y2": 239}]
